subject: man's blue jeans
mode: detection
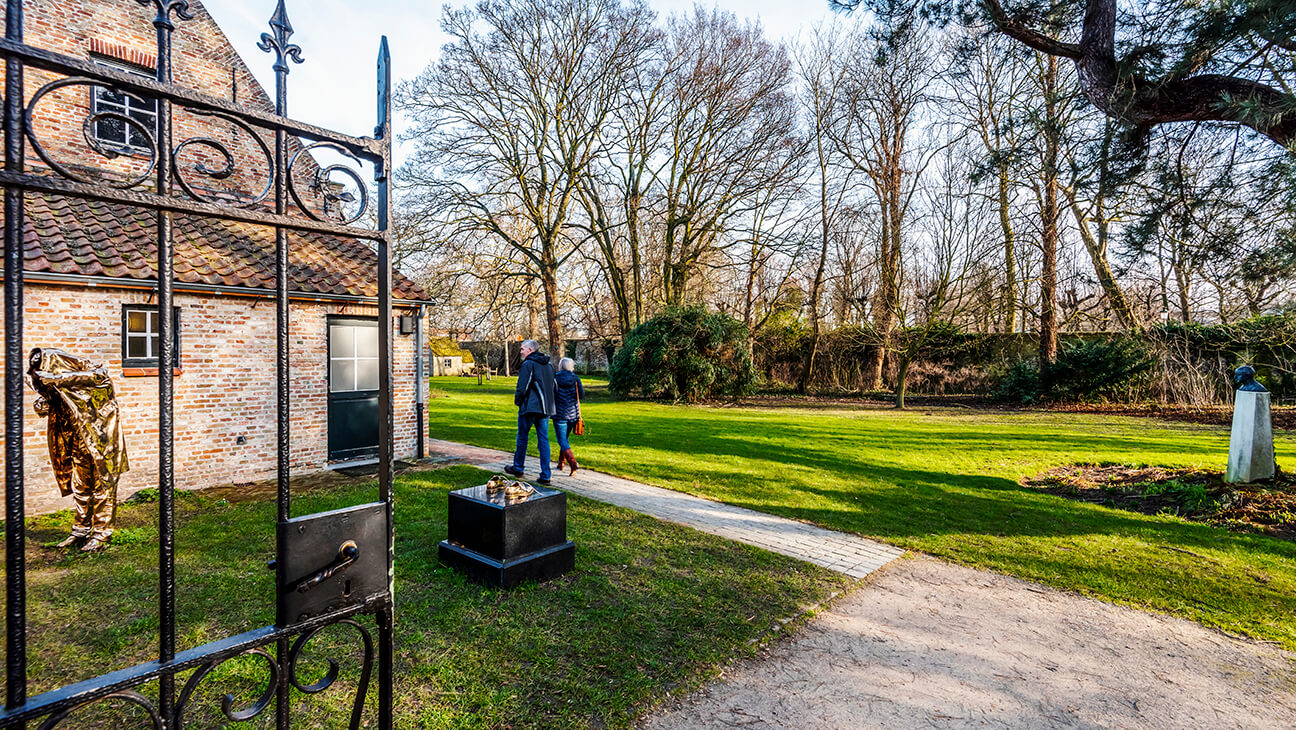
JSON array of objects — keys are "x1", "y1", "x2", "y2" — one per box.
[{"x1": 513, "y1": 412, "x2": 551, "y2": 479}]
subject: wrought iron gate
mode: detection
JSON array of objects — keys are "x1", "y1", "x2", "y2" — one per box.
[{"x1": 1, "y1": 0, "x2": 396, "y2": 727}]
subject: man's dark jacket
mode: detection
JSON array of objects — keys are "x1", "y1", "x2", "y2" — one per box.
[{"x1": 515, "y1": 352, "x2": 557, "y2": 417}]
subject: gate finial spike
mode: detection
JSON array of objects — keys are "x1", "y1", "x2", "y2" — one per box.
[
  {"x1": 269, "y1": 0, "x2": 292, "y2": 36},
  {"x1": 258, "y1": 0, "x2": 304, "y2": 72},
  {"x1": 135, "y1": 0, "x2": 194, "y2": 29}
]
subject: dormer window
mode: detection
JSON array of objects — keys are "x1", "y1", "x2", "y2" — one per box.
[{"x1": 90, "y1": 56, "x2": 157, "y2": 154}]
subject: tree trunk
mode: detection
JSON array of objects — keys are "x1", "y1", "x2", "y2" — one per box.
[
  {"x1": 864, "y1": 208, "x2": 895, "y2": 391},
  {"x1": 800, "y1": 125, "x2": 833, "y2": 395},
  {"x1": 1067, "y1": 196, "x2": 1137, "y2": 330},
  {"x1": 1038, "y1": 54, "x2": 1060, "y2": 368},
  {"x1": 628, "y1": 206, "x2": 644, "y2": 329},
  {"x1": 895, "y1": 355, "x2": 909, "y2": 409},
  {"x1": 1173, "y1": 258, "x2": 1192, "y2": 321},
  {"x1": 527, "y1": 282, "x2": 541, "y2": 341},
  {"x1": 869, "y1": 175, "x2": 903, "y2": 391},
  {"x1": 744, "y1": 230, "x2": 759, "y2": 355},
  {"x1": 540, "y1": 266, "x2": 564, "y2": 358},
  {"x1": 998, "y1": 166, "x2": 1018, "y2": 333}
]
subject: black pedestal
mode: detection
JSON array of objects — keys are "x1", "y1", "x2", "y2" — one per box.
[{"x1": 438, "y1": 483, "x2": 575, "y2": 588}]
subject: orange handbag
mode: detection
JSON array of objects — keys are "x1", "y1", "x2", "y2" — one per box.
[{"x1": 572, "y1": 384, "x2": 586, "y2": 436}]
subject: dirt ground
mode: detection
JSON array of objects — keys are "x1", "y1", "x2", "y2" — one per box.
[
  {"x1": 644, "y1": 555, "x2": 1296, "y2": 730},
  {"x1": 1025, "y1": 463, "x2": 1296, "y2": 542}
]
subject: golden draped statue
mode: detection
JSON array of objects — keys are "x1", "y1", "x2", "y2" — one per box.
[{"x1": 28, "y1": 348, "x2": 129, "y2": 552}]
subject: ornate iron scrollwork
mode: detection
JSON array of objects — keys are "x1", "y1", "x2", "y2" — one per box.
[
  {"x1": 35, "y1": 690, "x2": 165, "y2": 730},
  {"x1": 288, "y1": 141, "x2": 370, "y2": 225},
  {"x1": 171, "y1": 109, "x2": 275, "y2": 207},
  {"x1": 25, "y1": 77, "x2": 159, "y2": 189},
  {"x1": 257, "y1": 0, "x2": 305, "y2": 73},
  {"x1": 288, "y1": 619, "x2": 375, "y2": 730},
  {"x1": 134, "y1": 0, "x2": 195, "y2": 28},
  {"x1": 173, "y1": 647, "x2": 280, "y2": 729}
]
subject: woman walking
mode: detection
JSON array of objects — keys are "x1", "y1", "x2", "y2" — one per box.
[{"x1": 553, "y1": 357, "x2": 585, "y2": 476}]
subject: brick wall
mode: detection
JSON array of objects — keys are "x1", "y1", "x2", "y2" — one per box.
[{"x1": 0, "y1": 284, "x2": 424, "y2": 515}]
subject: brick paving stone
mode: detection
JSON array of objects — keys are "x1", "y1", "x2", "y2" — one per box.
[{"x1": 426, "y1": 439, "x2": 904, "y2": 580}]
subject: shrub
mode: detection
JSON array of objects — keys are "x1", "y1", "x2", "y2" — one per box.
[
  {"x1": 992, "y1": 360, "x2": 1041, "y2": 404},
  {"x1": 995, "y1": 338, "x2": 1154, "y2": 404},
  {"x1": 752, "y1": 309, "x2": 808, "y2": 379},
  {"x1": 1042, "y1": 337, "x2": 1154, "y2": 402},
  {"x1": 608, "y1": 306, "x2": 756, "y2": 403}
]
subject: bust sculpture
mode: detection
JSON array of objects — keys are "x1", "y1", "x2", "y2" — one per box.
[
  {"x1": 1226, "y1": 364, "x2": 1275, "y2": 483},
  {"x1": 1234, "y1": 365, "x2": 1268, "y2": 392}
]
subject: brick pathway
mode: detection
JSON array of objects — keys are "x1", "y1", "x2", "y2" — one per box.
[{"x1": 425, "y1": 439, "x2": 904, "y2": 579}]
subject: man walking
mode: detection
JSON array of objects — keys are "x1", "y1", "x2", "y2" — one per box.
[{"x1": 505, "y1": 339, "x2": 557, "y2": 484}]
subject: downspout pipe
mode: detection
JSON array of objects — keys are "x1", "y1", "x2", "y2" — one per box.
[{"x1": 415, "y1": 304, "x2": 425, "y2": 459}]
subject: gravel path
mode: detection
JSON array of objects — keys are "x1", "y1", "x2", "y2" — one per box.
[
  {"x1": 645, "y1": 555, "x2": 1296, "y2": 729},
  {"x1": 425, "y1": 438, "x2": 1295, "y2": 728}
]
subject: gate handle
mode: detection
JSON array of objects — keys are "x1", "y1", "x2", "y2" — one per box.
[{"x1": 289, "y1": 540, "x2": 359, "y2": 594}]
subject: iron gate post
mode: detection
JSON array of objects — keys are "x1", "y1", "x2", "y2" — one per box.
[
  {"x1": 258, "y1": 2, "x2": 304, "y2": 726},
  {"x1": 375, "y1": 35, "x2": 396, "y2": 730},
  {"x1": 3, "y1": 0, "x2": 25, "y2": 725},
  {"x1": 139, "y1": 0, "x2": 193, "y2": 720}
]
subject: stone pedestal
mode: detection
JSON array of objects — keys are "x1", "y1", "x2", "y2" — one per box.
[
  {"x1": 1227, "y1": 389, "x2": 1275, "y2": 483},
  {"x1": 438, "y1": 483, "x2": 575, "y2": 588}
]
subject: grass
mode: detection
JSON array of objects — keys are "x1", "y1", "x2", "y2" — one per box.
[
  {"x1": 8, "y1": 465, "x2": 848, "y2": 728},
  {"x1": 427, "y1": 376, "x2": 1296, "y2": 651}
]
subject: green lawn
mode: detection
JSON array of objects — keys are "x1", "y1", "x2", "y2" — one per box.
[
  {"x1": 11, "y1": 465, "x2": 847, "y2": 729},
  {"x1": 428, "y1": 376, "x2": 1296, "y2": 650}
]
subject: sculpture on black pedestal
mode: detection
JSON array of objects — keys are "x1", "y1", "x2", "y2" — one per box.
[{"x1": 28, "y1": 348, "x2": 129, "y2": 551}]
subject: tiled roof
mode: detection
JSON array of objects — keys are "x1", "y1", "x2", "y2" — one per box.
[{"x1": 21, "y1": 194, "x2": 431, "y2": 302}]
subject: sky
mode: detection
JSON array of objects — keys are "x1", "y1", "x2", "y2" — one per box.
[{"x1": 204, "y1": 0, "x2": 839, "y2": 166}]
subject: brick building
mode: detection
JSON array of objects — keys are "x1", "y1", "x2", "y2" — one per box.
[{"x1": 0, "y1": 0, "x2": 431, "y2": 514}]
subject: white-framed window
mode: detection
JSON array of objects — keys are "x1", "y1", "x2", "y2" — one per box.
[
  {"x1": 329, "y1": 321, "x2": 379, "y2": 393},
  {"x1": 90, "y1": 56, "x2": 157, "y2": 154},
  {"x1": 122, "y1": 305, "x2": 180, "y2": 368}
]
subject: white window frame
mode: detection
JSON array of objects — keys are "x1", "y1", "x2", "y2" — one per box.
[
  {"x1": 90, "y1": 55, "x2": 158, "y2": 154},
  {"x1": 122, "y1": 305, "x2": 180, "y2": 368},
  {"x1": 329, "y1": 322, "x2": 379, "y2": 393}
]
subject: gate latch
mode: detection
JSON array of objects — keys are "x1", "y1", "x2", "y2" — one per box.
[
  {"x1": 289, "y1": 540, "x2": 359, "y2": 594},
  {"x1": 276, "y1": 502, "x2": 388, "y2": 626}
]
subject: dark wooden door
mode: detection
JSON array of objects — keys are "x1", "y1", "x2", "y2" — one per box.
[{"x1": 329, "y1": 317, "x2": 380, "y2": 461}]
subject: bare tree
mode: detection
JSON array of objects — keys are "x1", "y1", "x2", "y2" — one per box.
[
  {"x1": 829, "y1": 5, "x2": 941, "y2": 389},
  {"x1": 796, "y1": 24, "x2": 858, "y2": 393},
  {"x1": 574, "y1": 12, "x2": 674, "y2": 335},
  {"x1": 657, "y1": 8, "x2": 799, "y2": 307},
  {"x1": 398, "y1": 0, "x2": 653, "y2": 356},
  {"x1": 1062, "y1": 118, "x2": 1139, "y2": 330},
  {"x1": 1035, "y1": 52, "x2": 1062, "y2": 365},
  {"x1": 947, "y1": 30, "x2": 1031, "y2": 333}
]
